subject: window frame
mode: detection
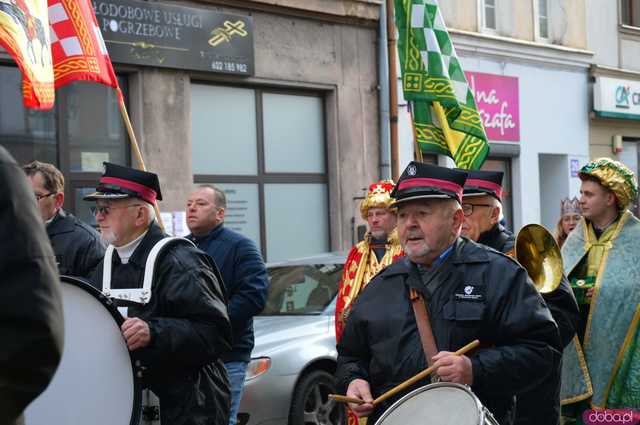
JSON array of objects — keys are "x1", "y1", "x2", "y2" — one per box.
[
  {"x1": 0, "y1": 62, "x2": 131, "y2": 219},
  {"x1": 479, "y1": 0, "x2": 498, "y2": 33},
  {"x1": 621, "y1": 0, "x2": 640, "y2": 28},
  {"x1": 191, "y1": 83, "x2": 330, "y2": 261},
  {"x1": 533, "y1": 0, "x2": 551, "y2": 42},
  {"x1": 621, "y1": 136, "x2": 640, "y2": 217}
]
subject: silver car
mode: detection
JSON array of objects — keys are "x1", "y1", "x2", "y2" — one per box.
[{"x1": 237, "y1": 253, "x2": 347, "y2": 425}]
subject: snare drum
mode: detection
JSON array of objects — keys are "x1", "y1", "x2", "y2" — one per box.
[
  {"x1": 25, "y1": 276, "x2": 142, "y2": 425},
  {"x1": 374, "y1": 382, "x2": 500, "y2": 425}
]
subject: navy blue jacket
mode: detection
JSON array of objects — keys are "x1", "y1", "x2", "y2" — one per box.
[{"x1": 188, "y1": 224, "x2": 269, "y2": 363}]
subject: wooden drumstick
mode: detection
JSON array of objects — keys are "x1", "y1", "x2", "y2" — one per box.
[
  {"x1": 372, "y1": 339, "x2": 480, "y2": 406},
  {"x1": 328, "y1": 394, "x2": 366, "y2": 405}
]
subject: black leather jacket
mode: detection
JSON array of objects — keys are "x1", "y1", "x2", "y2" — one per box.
[
  {"x1": 478, "y1": 223, "x2": 515, "y2": 254},
  {"x1": 336, "y1": 238, "x2": 562, "y2": 425},
  {"x1": 479, "y1": 224, "x2": 579, "y2": 425},
  {"x1": 0, "y1": 147, "x2": 64, "y2": 425},
  {"x1": 91, "y1": 223, "x2": 232, "y2": 425},
  {"x1": 47, "y1": 209, "x2": 105, "y2": 279}
]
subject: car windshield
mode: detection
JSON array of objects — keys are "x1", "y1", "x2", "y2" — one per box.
[{"x1": 261, "y1": 263, "x2": 343, "y2": 315}]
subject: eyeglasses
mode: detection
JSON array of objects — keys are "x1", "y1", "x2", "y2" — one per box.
[
  {"x1": 461, "y1": 203, "x2": 493, "y2": 217},
  {"x1": 35, "y1": 192, "x2": 56, "y2": 201},
  {"x1": 91, "y1": 204, "x2": 142, "y2": 216}
]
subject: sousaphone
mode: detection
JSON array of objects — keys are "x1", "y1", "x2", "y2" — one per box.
[{"x1": 514, "y1": 224, "x2": 563, "y2": 294}]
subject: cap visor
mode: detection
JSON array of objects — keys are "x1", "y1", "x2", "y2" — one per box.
[
  {"x1": 390, "y1": 193, "x2": 453, "y2": 207},
  {"x1": 83, "y1": 191, "x2": 130, "y2": 201},
  {"x1": 462, "y1": 191, "x2": 488, "y2": 198}
]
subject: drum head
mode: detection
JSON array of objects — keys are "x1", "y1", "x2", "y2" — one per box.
[
  {"x1": 375, "y1": 383, "x2": 482, "y2": 425},
  {"x1": 25, "y1": 276, "x2": 140, "y2": 425}
]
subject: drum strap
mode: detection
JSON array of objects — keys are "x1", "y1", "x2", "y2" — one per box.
[
  {"x1": 102, "y1": 237, "x2": 196, "y2": 304},
  {"x1": 409, "y1": 288, "x2": 439, "y2": 367}
]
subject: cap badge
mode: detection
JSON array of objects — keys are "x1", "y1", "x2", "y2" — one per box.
[{"x1": 407, "y1": 165, "x2": 417, "y2": 176}]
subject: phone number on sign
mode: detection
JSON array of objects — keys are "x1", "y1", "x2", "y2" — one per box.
[{"x1": 211, "y1": 61, "x2": 248, "y2": 73}]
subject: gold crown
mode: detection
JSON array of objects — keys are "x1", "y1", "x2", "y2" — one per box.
[{"x1": 360, "y1": 180, "x2": 396, "y2": 219}]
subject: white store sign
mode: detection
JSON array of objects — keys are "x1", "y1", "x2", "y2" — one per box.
[{"x1": 594, "y1": 76, "x2": 640, "y2": 120}]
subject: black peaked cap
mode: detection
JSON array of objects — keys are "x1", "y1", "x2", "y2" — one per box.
[
  {"x1": 84, "y1": 162, "x2": 162, "y2": 204},
  {"x1": 461, "y1": 169, "x2": 504, "y2": 201},
  {"x1": 391, "y1": 161, "x2": 468, "y2": 206}
]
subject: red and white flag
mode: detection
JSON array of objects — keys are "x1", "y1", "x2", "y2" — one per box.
[{"x1": 48, "y1": 0, "x2": 118, "y2": 90}]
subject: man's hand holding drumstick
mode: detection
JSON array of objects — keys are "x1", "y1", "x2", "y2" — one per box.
[{"x1": 335, "y1": 340, "x2": 479, "y2": 417}]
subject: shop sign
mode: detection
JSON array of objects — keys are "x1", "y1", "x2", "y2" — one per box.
[
  {"x1": 92, "y1": 0, "x2": 254, "y2": 75},
  {"x1": 570, "y1": 159, "x2": 580, "y2": 177},
  {"x1": 594, "y1": 76, "x2": 640, "y2": 120},
  {"x1": 465, "y1": 71, "x2": 520, "y2": 142}
]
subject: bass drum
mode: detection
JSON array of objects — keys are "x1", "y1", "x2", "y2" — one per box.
[
  {"x1": 374, "y1": 382, "x2": 500, "y2": 425},
  {"x1": 25, "y1": 276, "x2": 142, "y2": 425}
]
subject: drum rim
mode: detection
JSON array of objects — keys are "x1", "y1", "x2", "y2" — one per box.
[
  {"x1": 61, "y1": 275, "x2": 143, "y2": 425},
  {"x1": 374, "y1": 382, "x2": 485, "y2": 425}
]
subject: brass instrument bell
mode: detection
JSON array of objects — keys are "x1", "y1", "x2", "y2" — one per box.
[{"x1": 514, "y1": 224, "x2": 563, "y2": 293}]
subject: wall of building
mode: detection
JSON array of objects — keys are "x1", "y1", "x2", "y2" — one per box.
[
  {"x1": 125, "y1": 2, "x2": 381, "y2": 251},
  {"x1": 590, "y1": 118, "x2": 640, "y2": 158},
  {"x1": 550, "y1": 0, "x2": 587, "y2": 48},
  {"x1": 586, "y1": 0, "x2": 640, "y2": 172},
  {"x1": 441, "y1": 0, "x2": 586, "y2": 48},
  {"x1": 439, "y1": 0, "x2": 477, "y2": 32},
  {"x1": 586, "y1": 0, "x2": 619, "y2": 67},
  {"x1": 457, "y1": 54, "x2": 590, "y2": 230}
]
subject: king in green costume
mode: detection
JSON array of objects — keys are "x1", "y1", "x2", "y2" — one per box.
[{"x1": 561, "y1": 158, "x2": 640, "y2": 411}]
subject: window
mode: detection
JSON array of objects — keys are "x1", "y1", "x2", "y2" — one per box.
[
  {"x1": 0, "y1": 65, "x2": 130, "y2": 225},
  {"x1": 261, "y1": 263, "x2": 343, "y2": 315},
  {"x1": 622, "y1": 0, "x2": 640, "y2": 27},
  {"x1": 191, "y1": 83, "x2": 329, "y2": 262},
  {"x1": 619, "y1": 138, "x2": 640, "y2": 217},
  {"x1": 537, "y1": 0, "x2": 550, "y2": 39},
  {"x1": 483, "y1": 0, "x2": 497, "y2": 30}
]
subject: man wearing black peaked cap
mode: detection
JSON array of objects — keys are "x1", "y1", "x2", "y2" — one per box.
[
  {"x1": 460, "y1": 169, "x2": 515, "y2": 254},
  {"x1": 87, "y1": 163, "x2": 232, "y2": 425},
  {"x1": 461, "y1": 171, "x2": 578, "y2": 425},
  {"x1": 335, "y1": 161, "x2": 561, "y2": 425}
]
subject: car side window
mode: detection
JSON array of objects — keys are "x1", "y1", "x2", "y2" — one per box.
[{"x1": 262, "y1": 264, "x2": 343, "y2": 315}]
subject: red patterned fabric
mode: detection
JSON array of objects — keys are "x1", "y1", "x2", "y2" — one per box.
[
  {"x1": 48, "y1": 0, "x2": 118, "y2": 90},
  {"x1": 0, "y1": 0, "x2": 118, "y2": 109},
  {"x1": 0, "y1": 0, "x2": 55, "y2": 108}
]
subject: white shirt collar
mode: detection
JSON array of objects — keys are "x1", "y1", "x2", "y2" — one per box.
[{"x1": 114, "y1": 230, "x2": 148, "y2": 264}]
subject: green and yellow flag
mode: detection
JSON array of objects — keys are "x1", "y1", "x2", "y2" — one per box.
[{"x1": 394, "y1": 0, "x2": 489, "y2": 169}]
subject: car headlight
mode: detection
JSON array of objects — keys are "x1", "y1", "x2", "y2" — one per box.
[{"x1": 245, "y1": 357, "x2": 271, "y2": 381}]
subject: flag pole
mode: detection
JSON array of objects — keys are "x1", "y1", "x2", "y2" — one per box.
[
  {"x1": 432, "y1": 101, "x2": 458, "y2": 161},
  {"x1": 385, "y1": 0, "x2": 400, "y2": 180},
  {"x1": 116, "y1": 88, "x2": 165, "y2": 231},
  {"x1": 408, "y1": 104, "x2": 423, "y2": 162}
]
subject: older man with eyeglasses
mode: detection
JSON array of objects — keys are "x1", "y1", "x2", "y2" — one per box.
[
  {"x1": 459, "y1": 170, "x2": 514, "y2": 255},
  {"x1": 23, "y1": 160, "x2": 104, "y2": 279},
  {"x1": 459, "y1": 169, "x2": 579, "y2": 425},
  {"x1": 86, "y1": 162, "x2": 232, "y2": 425}
]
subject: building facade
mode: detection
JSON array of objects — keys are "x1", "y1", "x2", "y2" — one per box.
[
  {"x1": 587, "y1": 0, "x2": 640, "y2": 215},
  {"x1": 399, "y1": 0, "x2": 593, "y2": 232},
  {"x1": 0, "y1": 0, "x2": 384, "y2": 261}
]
